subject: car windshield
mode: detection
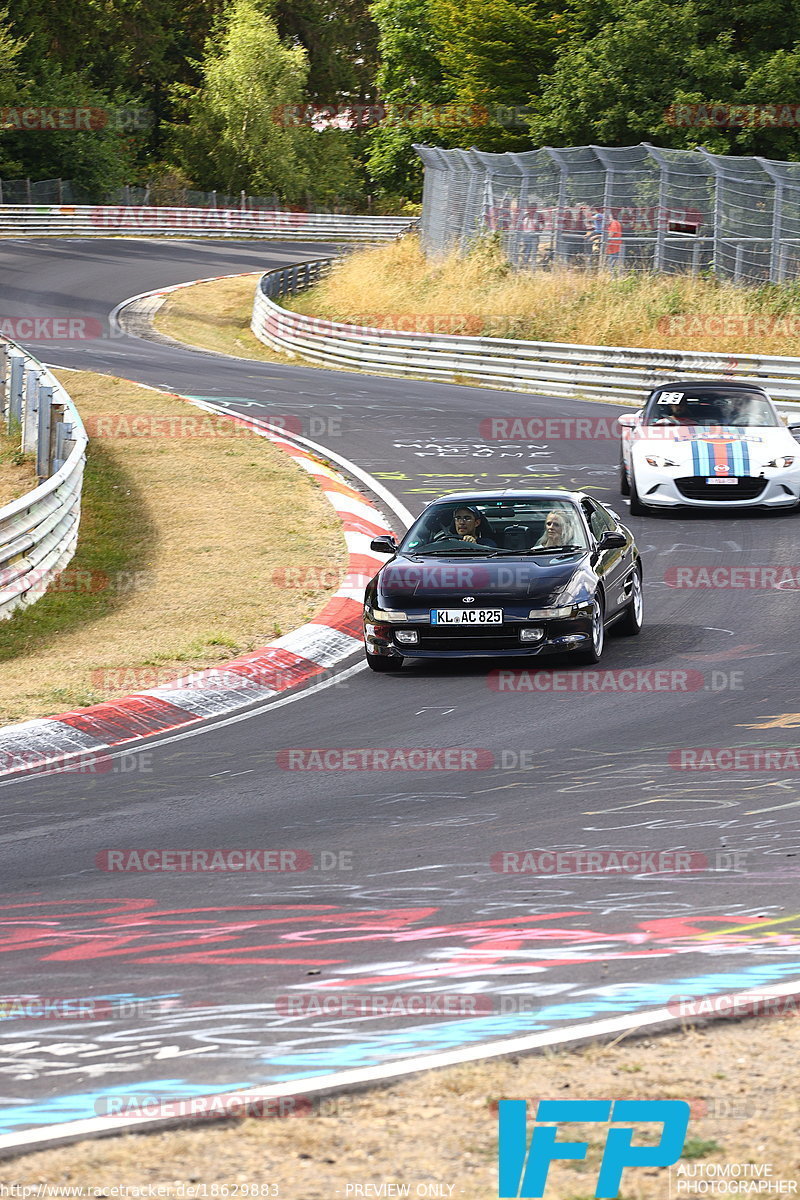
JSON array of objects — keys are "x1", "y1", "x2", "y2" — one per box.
[
  {"x1": 398, "y1": 499, "x2": 590, "y2": 555},
  {"x1": 643, "y1": 388, "x2": 779, "y2": 428}
]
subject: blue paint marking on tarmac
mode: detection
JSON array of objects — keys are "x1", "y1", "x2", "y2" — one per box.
[
  {"x1": 2, "y1": 962, "x2": 798, "y2": 1134},
  {"x1": 0, "y1": 1079, "x2": 252, "y2": 1134},
  {"x1": 269, "y1": 960, "x2": 800, "y2": 1076}
]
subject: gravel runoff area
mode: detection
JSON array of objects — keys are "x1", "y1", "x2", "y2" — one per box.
[{"x1": 1, "y1": 1012, "x2": 797, "y2": 1199}]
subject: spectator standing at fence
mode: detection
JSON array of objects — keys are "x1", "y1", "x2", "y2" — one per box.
[
  {"x1": 586, "y1": 210, "x2": 604, "y2": 263},
  {"x1": 606, "y1": 213, "x2": 623, "y2": 272}
]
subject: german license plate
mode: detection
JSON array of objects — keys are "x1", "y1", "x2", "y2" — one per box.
[
  {"x1": 705, "y1": 477, "x2": 738, "y2": 485},
  {"x1": 431, "y1": 608, "x2": 503, "y2": 624}
]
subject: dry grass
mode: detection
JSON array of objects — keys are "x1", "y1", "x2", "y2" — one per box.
[
  {"x1": 0, "y1": 371, "x2": 347, "y2": 724},
  {"x1": 287, "y1": 234, "x2": 800, "y2": 357},
  {"x1": 3, "y1": 1014, "x2": 798, "y2": 1197},
  {"x1": 0, "y1": 428, "x2": 37, "y2": 507},
  {"x1": 155, "y1": 274, "x2": 292, "y2": 363}
]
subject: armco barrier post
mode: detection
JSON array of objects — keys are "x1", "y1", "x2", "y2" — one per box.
[
  {"x1": 6, "y1": 350, "x2": 24, "y2": 431},
  {"x1": 0, "y1": 344, "x2": 8, "y2": 423},
  {"x1": 53, "y1": 418, "x2": 75, "y2": 473},
  {"x1": 21, "y1": 366, "x2": 40, "y2": 454},
  {"x1": 36, "y1": 383, "x2": 53, "y2": 480}
]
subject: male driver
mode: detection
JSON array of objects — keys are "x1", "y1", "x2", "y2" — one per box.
[{"x1": 447, "y1": 506, "x2": 497, "y2": 546}]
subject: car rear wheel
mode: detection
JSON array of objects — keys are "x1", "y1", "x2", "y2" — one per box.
[
  {"x1": 619, "y1": 449, "x2": 630, "y2": 496},
  {"x1": 629, "y1": 469, "x2": 645, "y2": 516},
  {"x1": 576, "y1": 596, "x2": 605, "y2": 664},
  {"x1": 365, "y1": 650, "x2": 404, "y2": 672},
  {"x1": 615, "y1": 567, "x2": 643, "y2": 636}
]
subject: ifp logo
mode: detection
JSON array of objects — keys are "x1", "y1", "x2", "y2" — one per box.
[{"x1": 498, "y1": 1099, "x2": 690, "y2": 1197}]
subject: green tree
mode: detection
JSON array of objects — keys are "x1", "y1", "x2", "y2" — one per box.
[
  {"x1": 1, "y1": 67, "x2": 145, "y2": 197},
  {"x1": 170, "y1": 0, "x2": 313, "y2": 198},
  {"x1": 365, "y1": 0, "x2": 459, "y2": 197},
  {"x1": 274, "y1": 0, "x2": 379, "y2": 103},
  {"x1": 530, "y1": 0, "x2": 800, "y2": 157}
]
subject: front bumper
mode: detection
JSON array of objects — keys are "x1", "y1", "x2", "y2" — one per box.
[
  {"x1": 633, "y1": 464, "x2": 800, "y2": 509},
  {"x1": 364, "y1": 613, "x2": 594, "y2": 660}
]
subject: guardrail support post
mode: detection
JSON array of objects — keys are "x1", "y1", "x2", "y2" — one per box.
[
  {"x1": 53, "y1": 418, "x2": 73, "y2": 473},
  {"x1": 22, "y1": 366, "x2": 40, "y2": 454},
  {"x1": 0, "y1": 344, "x2": 8, "y2": 423},
  {"x1": 7, "y1": 351, "x2": 24, "y2": 432},
  {"x1": 36, "y1": 383, "x2": 53, "y2": 480}
]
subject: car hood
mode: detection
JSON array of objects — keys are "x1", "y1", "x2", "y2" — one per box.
[
  {"x1": 633, "y1": 425, "x2": 795, "y2": 473},
  {"x1": 375, "y1": 553, "x2": 588, "y2": 605}
]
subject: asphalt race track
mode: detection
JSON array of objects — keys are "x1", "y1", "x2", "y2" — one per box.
[{"x1": 1, "y1": 238, "x2": 800, "y2": 1135}]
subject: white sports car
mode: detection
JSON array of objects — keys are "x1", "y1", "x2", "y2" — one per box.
[{"x1": 618, "y1": 380, "x2": 800, "y2": 514}]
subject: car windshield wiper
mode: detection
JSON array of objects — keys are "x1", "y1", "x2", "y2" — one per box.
[
  {"x1": 489, "y1": 544, "x2": 586, "y2": 556},
  {"x1": 403, "y1": 546, "x2": 499, "y2": 557}
]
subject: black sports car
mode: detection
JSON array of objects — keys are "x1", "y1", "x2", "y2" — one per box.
[{"x1": 364, "y1": 490, "x2": 643, "y2": 671}]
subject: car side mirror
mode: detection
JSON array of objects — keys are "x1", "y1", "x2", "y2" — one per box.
[
  {"x1": 596, "y1": 530, "x2": 626, "y2": 551},
  {"x1": 617, "y1": 413, "x2": 639, "y2": 429},
  {"x1": 370, "y1": 535, "x2": 398, "y2": 554}
]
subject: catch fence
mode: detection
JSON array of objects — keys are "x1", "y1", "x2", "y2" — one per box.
[{"x1": 414, "y1": 143, "x2": 800, "y2": 284}]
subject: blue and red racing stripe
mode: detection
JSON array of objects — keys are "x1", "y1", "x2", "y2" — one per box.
[{"x1": 690, "y1": 433, "x2": 751, "y2": 478}]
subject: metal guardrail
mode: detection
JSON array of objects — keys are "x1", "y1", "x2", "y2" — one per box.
[
  {"x1": 0, "y1": 341, "x2": 87, "y2": 620},
  {"x1": 251, "y1": 257, "x2": 800, "y2": 409},
  {"x1": 0, "y1": 205, "x2": 418, "y2": 241}
]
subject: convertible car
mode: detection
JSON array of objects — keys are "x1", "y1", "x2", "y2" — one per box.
[
  {"x1": 619, "y1": 379, "x2": 800, "y2": 513},
  {"x1": 364, "y1": 490, "x2": 642, "y2": 671}
]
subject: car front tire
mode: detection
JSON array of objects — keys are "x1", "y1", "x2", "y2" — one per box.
[
  {"x1": 629, "y1": 469, "x2": 645, "y2": 516},
  {"x1": 576, "y1": 596, "x2": 605, "y2": 664},
  {"x1": 614, "y1": 567, "x2": 643, "y2": 636},
  {"x1": 620, "y1": 448, "x2": 630, "y2": 497}
]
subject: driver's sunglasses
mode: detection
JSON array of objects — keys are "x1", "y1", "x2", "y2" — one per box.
[{"x1": 545, "y1": 520, "x2": 563, "y2": 528}]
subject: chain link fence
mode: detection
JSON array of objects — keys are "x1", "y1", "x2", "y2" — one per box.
[
  {"x1": 414, "y1": 142, "x2": 800, "y2": 285},
  {"x1": 0, "y1": 177, "x2": 353, "y2": 211}
]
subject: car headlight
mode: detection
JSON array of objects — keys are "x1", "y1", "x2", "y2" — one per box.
[
  {"x1": 367, "y1": 608, "x2": 407, "y2": 622},
  {"x1": 528, "y1": 600, "x2": 593, "y2": 619},
  {"x1": 764, "y1": 456, "x2": 795, "y2": 468},
  {"x1": 645, "y1": 455, "x2": 679, "y2": 467}
]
